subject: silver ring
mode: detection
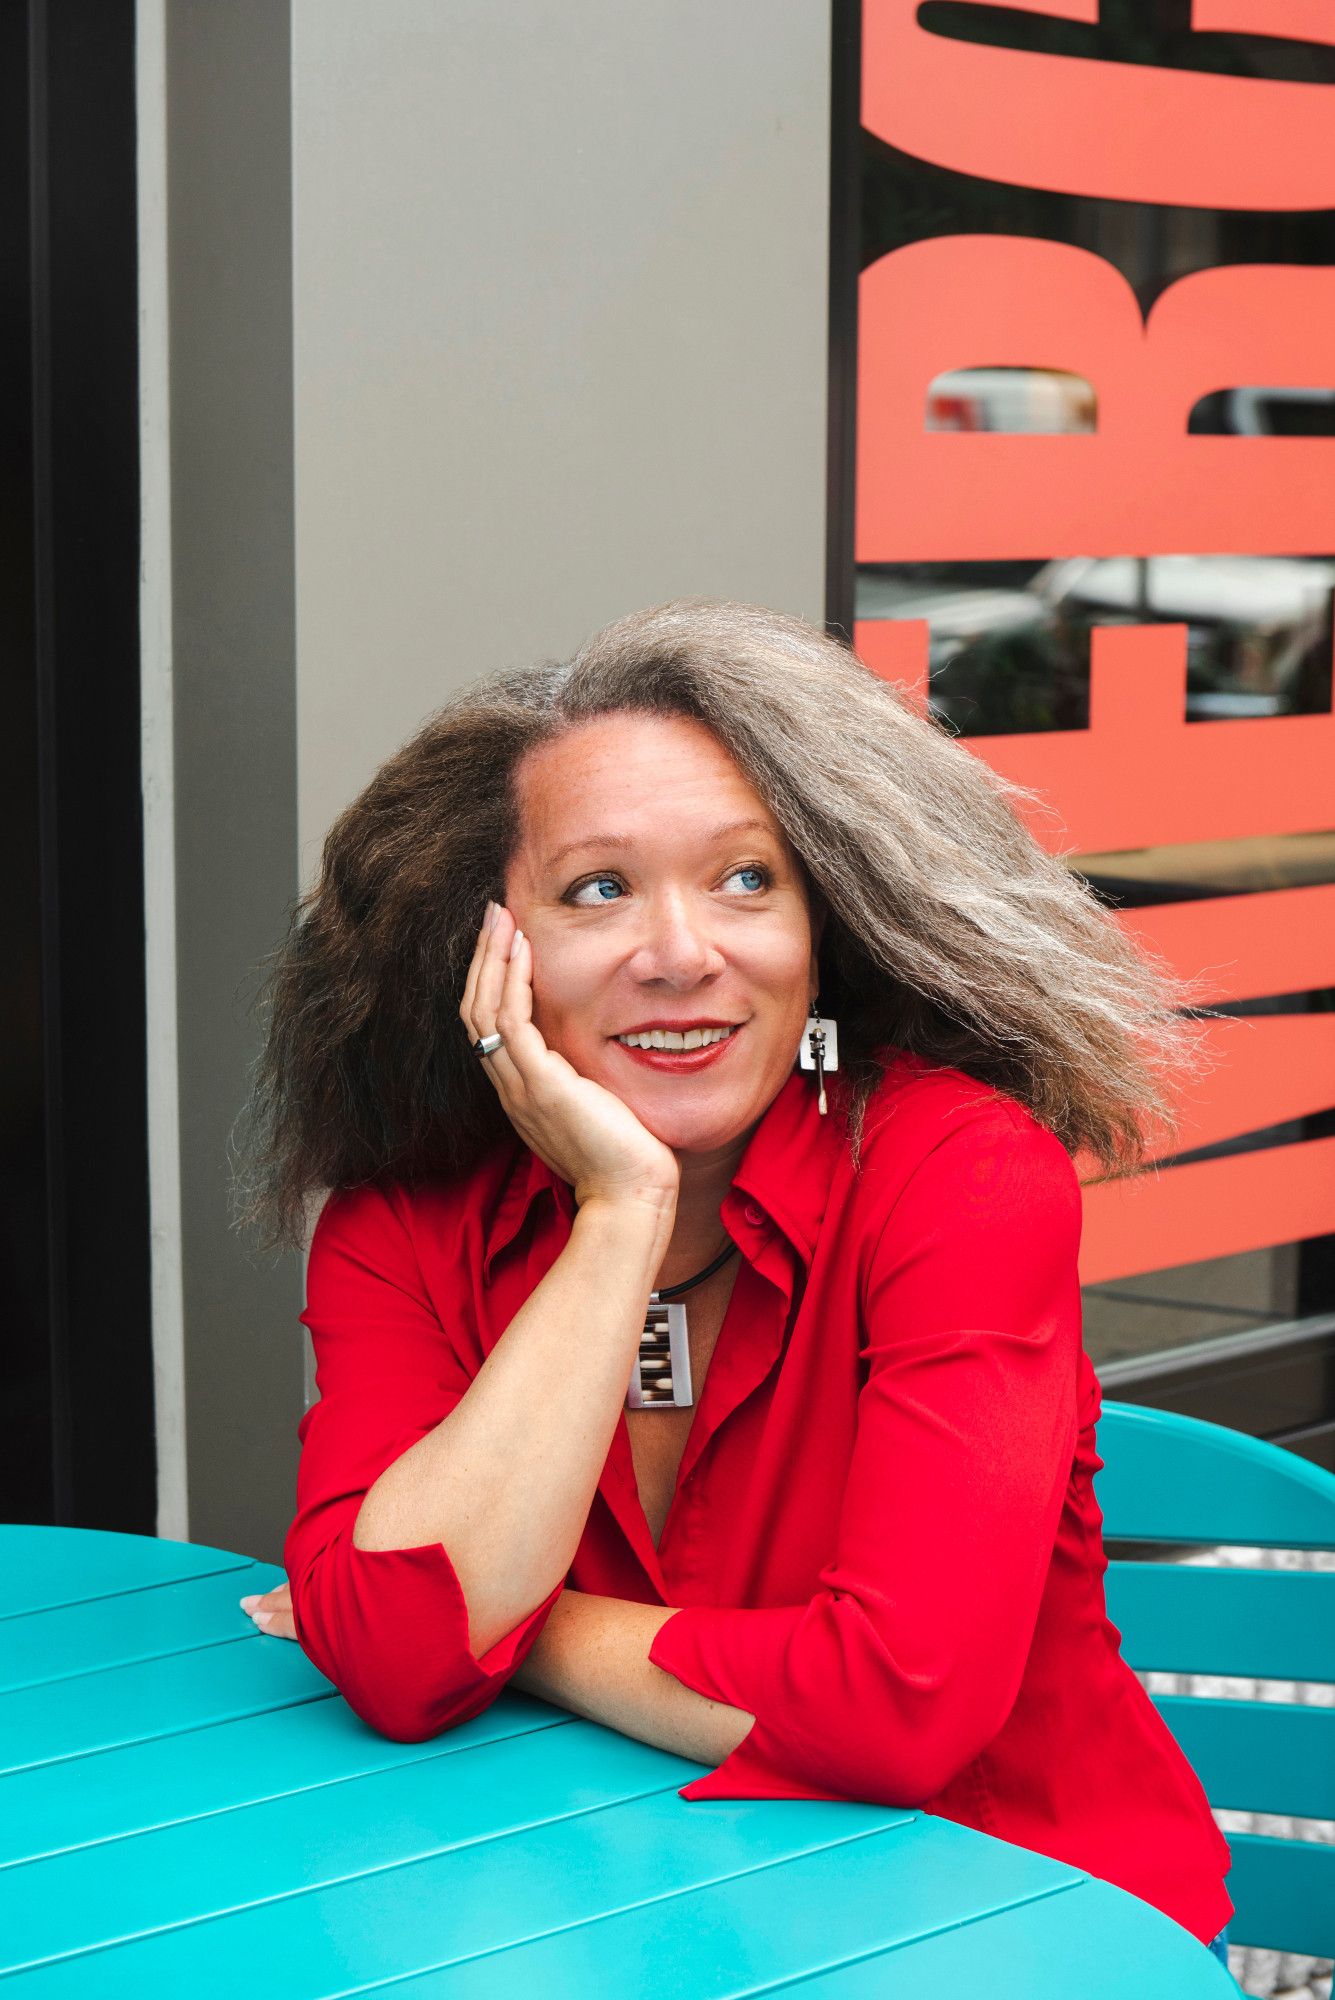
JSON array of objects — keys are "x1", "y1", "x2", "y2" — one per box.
[{"x1": 473, "y1": 1032, "x2": 504, "y2": 1058}]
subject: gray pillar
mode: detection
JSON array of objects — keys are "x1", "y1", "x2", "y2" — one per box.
[
  {"x1": 155, "y1": 0, "x2": 304, "y2": 1562},
  {"x1": 144, "y1": 0, "x2": 832, "y2": 1562}
]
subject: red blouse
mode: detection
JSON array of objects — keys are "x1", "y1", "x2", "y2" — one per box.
[{"x1": 285, "y1": 1047, "x2": 1234, "y2": 1947}]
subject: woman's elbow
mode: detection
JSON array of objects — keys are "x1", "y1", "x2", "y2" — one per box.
[
  {"x1": 310, "y1": 1644, "x2": 499, "y2": 1744},
  {"x1": 288, "y1": 1557, "x2": 499, "y2": 1744},
  {"x1": 350, "y1": 1679, "x2": 493, "y2": 1744}
]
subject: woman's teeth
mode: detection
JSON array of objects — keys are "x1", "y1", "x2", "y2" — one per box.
[{"x1": 616, "y1": 1025, "x2": 738, "y2": 1051}]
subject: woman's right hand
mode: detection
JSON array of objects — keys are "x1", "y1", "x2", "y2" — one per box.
[{"x1": 460, "y1": 900, "x2": 680, "y2": 1220}]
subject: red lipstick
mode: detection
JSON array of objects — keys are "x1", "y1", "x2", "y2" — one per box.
[{"x1": 611, "y1": 1024, "x2": 744, "y2": 1074}]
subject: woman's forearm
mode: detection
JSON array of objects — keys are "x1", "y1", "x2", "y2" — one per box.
[
  {"x1": 512, "y1": 1590, "x2": 755, "y2": 1768},
  {"x1": 351, "y1": 1196, "x2": 673, "y2": 1656}
]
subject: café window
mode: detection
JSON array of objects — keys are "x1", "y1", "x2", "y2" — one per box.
[{"x1": 833, "y1": 2, "x2": 1335, "y2": 1463}]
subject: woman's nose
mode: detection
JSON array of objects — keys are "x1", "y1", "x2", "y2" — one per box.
[{"x1": 631, "y1": 893, "x2": 724, "y2": 981}]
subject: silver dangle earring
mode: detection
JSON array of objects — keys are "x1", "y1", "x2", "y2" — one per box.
[{"x1": 799, "y1": 995, "x2": 840, "y2": 1115}]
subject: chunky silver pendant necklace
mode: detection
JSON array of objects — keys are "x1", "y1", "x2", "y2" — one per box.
[{"x1": 625, "y1": 1239, "x2": 739, "y2": 1411}]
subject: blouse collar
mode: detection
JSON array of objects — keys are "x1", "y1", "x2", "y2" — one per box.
[{"x1": 481, "y1": 1061, "x2": 856, "y2": 1287}]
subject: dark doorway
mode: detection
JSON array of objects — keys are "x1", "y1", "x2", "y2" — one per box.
[{"x1": 2, "y1": 0, "x2": 154, "y2": 1530}]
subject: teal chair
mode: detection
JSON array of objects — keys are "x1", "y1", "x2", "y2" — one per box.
[{"x1": 1095, "y1": 1400, "x2": 1335, "y2": 1961}]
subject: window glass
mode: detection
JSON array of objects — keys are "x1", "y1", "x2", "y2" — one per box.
[{"x1": 851, "y1": 4, "x2": 1335, "y2": 1374}]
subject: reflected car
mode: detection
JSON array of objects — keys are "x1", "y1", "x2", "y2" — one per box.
[
  {"x1": 1032, "y1": 556, "x2": 1335, "y2": 720},
  {"x1": 855, "y1": 554, "x2": 1335, "y2": 734}
]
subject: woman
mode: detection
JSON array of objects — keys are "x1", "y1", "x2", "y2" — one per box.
[{"x1": 234, "y1": 599, "x2": 1233, "y2": 1968}]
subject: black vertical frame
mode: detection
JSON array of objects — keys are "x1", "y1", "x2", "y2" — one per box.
[
  {"x1": 825, "y1": 0, "x2": 862, "y2": 643},
  {"x1": 2, "y1": 0, "x2": 154, "y2": 1531}
]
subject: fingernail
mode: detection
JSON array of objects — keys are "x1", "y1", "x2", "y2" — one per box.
[
  {"x1": 255, "y1": 1610, "x2": 274, "y2": 1628},
  {"x1": 484, "y1": 899, "x2": 495, "y2": 932},
  {"x1": 239, "y1": 1594, "x2": 260, "y2": 1612},
  {"x1": 509, "y1": 928, "x2": 523, "y2": 960}
]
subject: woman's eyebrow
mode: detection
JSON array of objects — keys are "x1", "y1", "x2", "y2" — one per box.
[{"x1": 544, "y1": 817, "x2": 776, "y2": 872}]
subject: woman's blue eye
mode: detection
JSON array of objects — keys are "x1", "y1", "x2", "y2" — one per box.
[
  {"x1": 567, "y1": 876, "x2": 619, "y2": 908},
  {"x1": 567, "y1": 865, "x2": 770, "y2": 907}
]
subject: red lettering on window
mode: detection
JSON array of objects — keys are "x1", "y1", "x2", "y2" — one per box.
[
  {"x1": 1079, "y1": 886, "x2": 1335, "y2": 1280},
  {"x1": 858, "y1": 237, "x2": 1335, "y2": 562},
  {"x1": 864, "y1": 0, "x2": 1335, "y2": 209},
  {"x1": 976, "y1": 626, "x2": 1335, "y2": 854}
]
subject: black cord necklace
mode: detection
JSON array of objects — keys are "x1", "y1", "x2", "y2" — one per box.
[
  {"x1": 654, "y1": 1241, "x2": 739, "y2": 1297},
  {"x1": 626, "y1": 1240, "x2": 739, "y2": 1411}
]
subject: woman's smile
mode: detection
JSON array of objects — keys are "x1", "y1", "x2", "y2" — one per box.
[{"x1": 611, "y1": 1019, "x2": 745, "y2": 1071}]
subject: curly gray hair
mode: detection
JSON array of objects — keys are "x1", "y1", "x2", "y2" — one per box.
[{"x1": 232, "y1": 597, "x2": 1213, "y2": 1252}]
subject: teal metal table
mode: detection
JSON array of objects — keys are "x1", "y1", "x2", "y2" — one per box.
[{"x1": 1, "y1": 1527, "x2": 1235, "y2": 1996}]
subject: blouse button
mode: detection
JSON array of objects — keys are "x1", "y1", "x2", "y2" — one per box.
[{"x1": 743, "y1": 1201, "x2": 765, "y2": 1226}]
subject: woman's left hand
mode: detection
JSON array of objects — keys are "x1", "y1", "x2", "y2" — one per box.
[
  {"x1": 232, "y1": 1573, "x2": 566, "y2": 1659},
  {"x1": 239, "y1": 1579, "x2": 296, "y2": 1639},
  {"x1": 234, "y1": 1571, "x2": 562, "y2": 1678}
]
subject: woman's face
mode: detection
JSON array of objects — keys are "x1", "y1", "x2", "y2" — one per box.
[{"x1": 503, "y1": 711, "x2": 823, "y2": 1156}]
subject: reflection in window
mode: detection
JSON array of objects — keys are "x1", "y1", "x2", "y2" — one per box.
[
  {"x1": 1081, "y1": 1245, "x2": 1303, "y2": 1368},
  {"x1": 1076, "y1": 828, "x2": 1335, "y2": 905},
  {"x1": 1038, "y1": 556, "x2": 1335, "y2": 723},
  {"x1": 1190, "y1": 387, "x2": 1335, "y2": 437},
  {"x1": 925, "y1": 366, "x2": 1096, "y2": 433},
  {"x1": 854, "y1": 17, "x2": 1335, "y2": 1392},
  {"x1": 856, "y1": 555, "x2": 1334, "y2": 735},
  {"x1": 1068, "y1": 829, "x2": 1335, "y2": 1369}
]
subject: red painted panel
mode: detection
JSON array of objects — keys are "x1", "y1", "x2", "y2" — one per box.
[
  {"x1": 1132, "y1": 1014, "x2": 1335, "y2": 1162},
  {"x1": 976, "y1": 626, "x2": 1335, "y2": 854},
  {"x1": 1078, "y1": 1134, "x2": 1335, "y2": 1285},
  {"x1": 854, "y1": 623, "x2": 1335, "y2": 853},
  {"x1": 851, "y1": 618, "x2": 929, "y2": 706},
  {"x1": 1117, "y1": 885, "x2": 1335, "y2": 1008},
  {"x1": 857, "y1": 12, "x2": 1335, "y2": 1294},
  {"x1": 858, "y1": 240, "x2": 1335, "y2": 562},
  {"x1": 863, "y1": 0, "x2": 1335, "y2": 209}
]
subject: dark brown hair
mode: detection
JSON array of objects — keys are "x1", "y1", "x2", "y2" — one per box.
[{"x1": 231, "y1": 599, "x2": 1214, "y2": 1254}]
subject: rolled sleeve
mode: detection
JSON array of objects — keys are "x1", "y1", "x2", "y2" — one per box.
[
  {"x1": 648, "y1": 1105, "x2": 1083, "y2": 1805},
  {"x1": 291, "y1": 1534, "x2": 562, "y2": 1742},
  {"x1": 285, "y1": 1184, "x2": 564, "y2": 1743}
]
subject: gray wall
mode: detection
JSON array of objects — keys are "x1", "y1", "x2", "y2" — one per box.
[
  {"x1": 160, "y1": 0, "x2": 304, "y2": 1562},
  {"x1": 147, "y1": 0, "x2": 832, "y2": 1560},
  {"x1": 291, "y1": 0, "x2": 832, "y2": 864}
]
